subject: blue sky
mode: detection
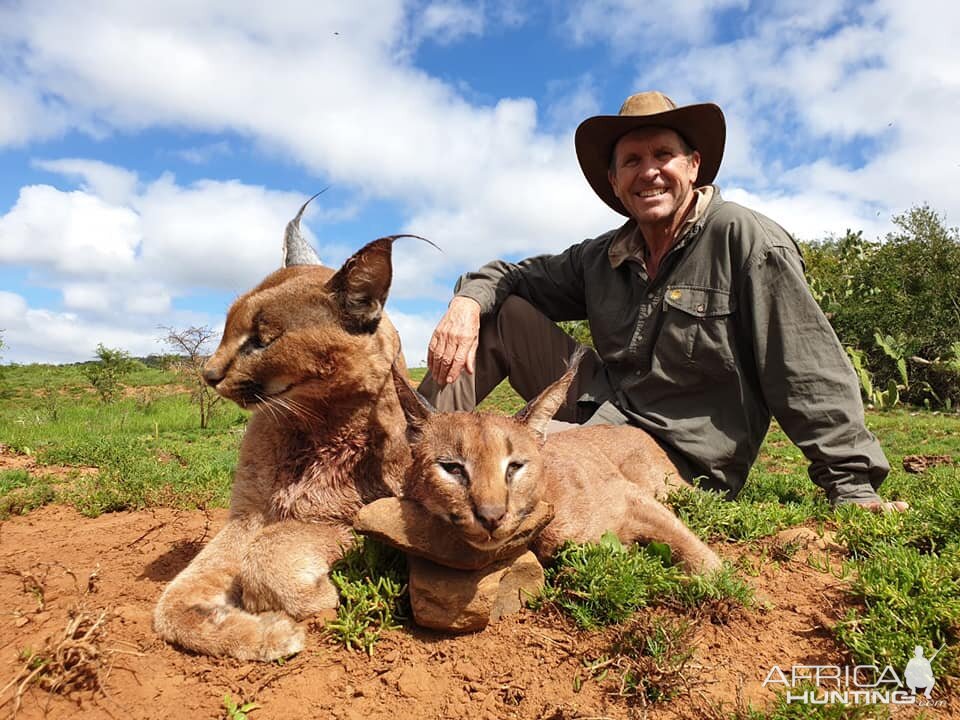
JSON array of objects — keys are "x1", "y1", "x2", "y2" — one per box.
[{"x1": 1, "y1": 0, "x2": 957, "y2": 365}]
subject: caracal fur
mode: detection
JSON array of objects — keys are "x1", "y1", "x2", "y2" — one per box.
[
  {"x1": 154, "y1": 199, "x2": 412, "y2": 660},
  {"x1": 392, "y1": 349, "x2": 721, "y2": 573}
]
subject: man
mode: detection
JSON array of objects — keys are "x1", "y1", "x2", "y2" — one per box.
[{"x1": 419, "y1": 91, "x2": 907, "y2": 512}]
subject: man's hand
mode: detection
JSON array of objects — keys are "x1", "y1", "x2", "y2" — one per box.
[
  {"x1": 850, "y1": 499, "x2": 909, "y2": 513},
  {"x1": 427, "y1": 296, "x2": 481, "y2": 386}
]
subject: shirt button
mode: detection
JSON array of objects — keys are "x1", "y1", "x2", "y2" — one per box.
[{"x1": 696, "y1": 303, "x2": 706, "y2": 313}]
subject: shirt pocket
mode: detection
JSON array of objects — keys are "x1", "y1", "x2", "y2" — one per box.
[{"x1": 662, "y1": 285, "x2": 738, "y2": 374}]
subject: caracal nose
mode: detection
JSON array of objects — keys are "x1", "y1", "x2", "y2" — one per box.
[
  {"x1": 201, "y1": 362, "x2": 224, "y2": 387},
  {"x1": 475, "y1": 504, "x2": 506, "y2": 532}
]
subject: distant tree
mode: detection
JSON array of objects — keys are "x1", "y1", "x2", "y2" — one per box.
[
  {"x1": 161, "y1": 325, "x2": 223, "y2": 429},
  {"x1": 85, "y1": 344, "x2": 137, "y2": 403}
]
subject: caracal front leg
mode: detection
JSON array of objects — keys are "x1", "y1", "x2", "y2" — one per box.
[
  {"x1": 154, "y1": 517, "x2": 306, "y2": 661},
  {"x1": 240, "y1": 519, "x2": 354, "y2": 620}
]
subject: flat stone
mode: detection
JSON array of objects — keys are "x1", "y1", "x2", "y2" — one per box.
[
  {"x1": 408, "y1": 551, "x2": 545, "y2": 633},
  {"x1": 355, "y1": 498, "x2": 553, "y2": 570}
]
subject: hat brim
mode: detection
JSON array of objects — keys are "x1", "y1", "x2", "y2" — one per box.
[{"x1": 575, "y1": 103, "x2": 725, "y2": 217}]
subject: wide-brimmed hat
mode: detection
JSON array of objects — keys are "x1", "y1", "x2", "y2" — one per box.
[{"x1": 575, "y1": 91, "x2": 726, "y2": 216}]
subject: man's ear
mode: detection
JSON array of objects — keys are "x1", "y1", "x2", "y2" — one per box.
[
  {"x1": 514, "y1": 346, "x2": 588, "y2": 441},
  {"x1": 390, "y1": 361, "x2": 436, "y2": 441},
  {"x1": 326, "y1": 237, "x2": 394, "y2": 334}
]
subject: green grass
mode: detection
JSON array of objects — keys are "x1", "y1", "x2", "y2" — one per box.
[
  {"x1": 324, "y1": 536, "x2": 409, "y2": 655},
  {"x1": 535, "y1": 531, "x2": 752, "y2": 630},
  {"x1": 0, "y1": 468, "x2": 56, "y2": 519},
  {"x1": 1, "y1": 363, "x2": 959, "y2": 709},
  {"x1": 0, "y1": 364, "x2": 247, "y2": 516}
]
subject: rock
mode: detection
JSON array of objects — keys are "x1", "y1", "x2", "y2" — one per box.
[
  {"x1": 408, "y1": 551, "x2": 545, "y2": 633},
  {"x1": 355, "y1": 498, "x2": 553, "y2": 570},
  {"x1": 902, "y1": 454, "x2": 954, "y2": 473},
  {"x1": 772, "y1": 526, "x2": 844, "y2": 553}
]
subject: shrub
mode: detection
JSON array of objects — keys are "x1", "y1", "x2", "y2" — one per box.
[
  {"x1": 84, "y1": 344, "x2": 139, "y2": 403},
  {"x1": 804, "y1": 205, "x2": 960, "y2": 407}
]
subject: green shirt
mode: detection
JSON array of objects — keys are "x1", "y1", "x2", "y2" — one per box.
[{"x1": 454, "y1": 188, "x2": 889, "y2": 505}]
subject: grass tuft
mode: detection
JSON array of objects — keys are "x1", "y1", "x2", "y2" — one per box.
[
  {"x1": 535, "y1": 532, "x2": 752, "y2": 630},
  {"x1": 833, "y1": 543, "x2": 960, "y2": 677},
  {"x1": 324, "y1": 536, "x2": 409, "y2": 654}
]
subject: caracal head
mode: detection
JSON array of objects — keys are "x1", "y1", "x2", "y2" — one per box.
[
  {"x1": 202, "y1": 193, "x2": 410, "y2": 414},
  {"x1": 392, "y1": 349, "x2": 585, "y2": 549}
]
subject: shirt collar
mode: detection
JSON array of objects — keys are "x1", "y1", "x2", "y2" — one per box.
[{"x1": 608, "y1": 185, "x2": 715, "y2": 269}]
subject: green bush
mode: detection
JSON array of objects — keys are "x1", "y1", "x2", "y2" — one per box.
[
  {"x1": 84, "y1": 344, "x2": 140, "y2": 403},
  {"x1": 804, "y1": 205, "x2": 960, "y2": 407}
]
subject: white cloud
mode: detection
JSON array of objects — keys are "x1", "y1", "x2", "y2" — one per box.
[
  {"x1": 568, "y1": 0, "x2": 960, "y2": 239},
  {"x1": 414, "y1": 2, "x2": 485, "y2": 45},
  {"x1": 388, "y1": 306, "x2": 442, "y2": 368},
  {"x1": 0, "y1": 291, "x2": 171, "y2": 365},
  {"x1": 2, "y1": 0, "x2": 958, "y2": 366},
  {"x1": 33, "y1": 158, "x2": 139, "y2": 205},
  {"x1": 0, "y1": 186, "x2": 141, "y2": 275},
  {"x1": 171, "y1": 141, "x2": 233, "y2": 165},
  {"x1": 62, "y1": 283, "x2": 111, "y2": 313},
  {"x1": 565, "y1": 0, "x2": 749, "y2": 50}
]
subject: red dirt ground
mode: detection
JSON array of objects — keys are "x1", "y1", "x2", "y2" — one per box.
[{"x1": 1, "y1": 506, "x2": 953, "y2": 720}]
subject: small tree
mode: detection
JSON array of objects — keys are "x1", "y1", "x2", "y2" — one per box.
[
  {"x1": 85, "y1": 344, "x2": 137, "y2": 403},
  {"x1": 161, "y1": 325, "x2": 223, "y2": 429}
]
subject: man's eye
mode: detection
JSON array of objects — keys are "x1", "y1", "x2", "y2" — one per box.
[{"x1": 506, "y1": 461, "x2": 525, "y2": 482}]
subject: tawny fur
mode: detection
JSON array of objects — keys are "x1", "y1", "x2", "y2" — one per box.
[
  {"x1": 154, "y1": 248, "x2": 411, "y2": 661},
  {"x1": 394, "y1": 358, "x2": 721, "y2": 574}
]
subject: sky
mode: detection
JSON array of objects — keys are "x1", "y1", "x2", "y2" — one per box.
[{"x1": 1, "y1": 0, "x2": 957, "y2": 366}]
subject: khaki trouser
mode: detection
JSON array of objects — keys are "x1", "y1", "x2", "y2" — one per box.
[{"x1": 417, "y1": 295, "x2": 604, "y2": 422}]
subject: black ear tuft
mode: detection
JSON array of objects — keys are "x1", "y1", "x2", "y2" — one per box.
[{"x1": 326, "y1": 237, "x2": 394, "y2": 334}]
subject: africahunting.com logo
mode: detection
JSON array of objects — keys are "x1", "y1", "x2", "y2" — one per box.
[{"x1": 762, "y1": 645, "x2": 945, "y2": 706}]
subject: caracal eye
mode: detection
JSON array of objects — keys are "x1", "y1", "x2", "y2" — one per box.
[
  {"x1": 438, "y1": 461, "x2": 468, "y2": 482},
  {"x1": 505, "y1": 461, "x2": 525, "y2": 482}
]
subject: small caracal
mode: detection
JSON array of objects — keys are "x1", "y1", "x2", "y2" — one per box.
[
  {"x1": 392, "y1": 350, "x2": 721, "y2": 573},
  {"x1": 154, "y1": 197, "x2": 414, "y2": 660}
]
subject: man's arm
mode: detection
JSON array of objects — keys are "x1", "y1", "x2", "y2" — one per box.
[
  {"x1": 427, "y1": 243, "x2": 592, "y2": 385},
  {"x1": 742, "y1": 233, "x2": 907, "y2": 512}
]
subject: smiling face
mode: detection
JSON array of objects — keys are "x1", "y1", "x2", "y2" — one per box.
[{"x1": 607, "y1": 126, "x2": 701, "y2": 234}]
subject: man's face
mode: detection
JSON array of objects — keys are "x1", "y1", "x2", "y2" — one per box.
[{"x1": 608, "y1": 127, "x2": 701, "y2": 228}]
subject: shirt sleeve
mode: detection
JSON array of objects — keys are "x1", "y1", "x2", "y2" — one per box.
[
  {"x1": 742, "y1": 230, "x2": 890, "y2": 506},
  {"x1": 453, "y1": 241, "x2": 590, "y2": 321}
]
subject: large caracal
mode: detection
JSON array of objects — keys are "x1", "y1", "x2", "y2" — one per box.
[{"x1": 154, "y1": 196, "x2": 415, "y2": 660}]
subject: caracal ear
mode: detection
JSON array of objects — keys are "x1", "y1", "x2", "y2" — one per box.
[
  {"x1": 325, "y1": 236, "x2": 398, "y2": 334},
  {"x1": 390, "y1": 360, "x2": 436, "y2": 441},
  {"x1": 283, "y1": 190, "x2": 327, "y2": 267},
  {"x1": 514, "y1": 346, "x2": 588, "y2": 441}
]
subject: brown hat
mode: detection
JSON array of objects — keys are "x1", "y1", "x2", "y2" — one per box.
[{"x1": 575, "y1": 91, "x2": 726, "y2": 216}]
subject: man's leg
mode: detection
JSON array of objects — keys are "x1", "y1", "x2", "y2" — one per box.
[{"x1": 418, "y1": 296, "x2": 602, "y2": 422}]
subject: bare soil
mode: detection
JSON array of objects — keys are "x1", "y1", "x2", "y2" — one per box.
[{"x1": 0, "y1": 505, "x2": 954, "y2": 719}]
